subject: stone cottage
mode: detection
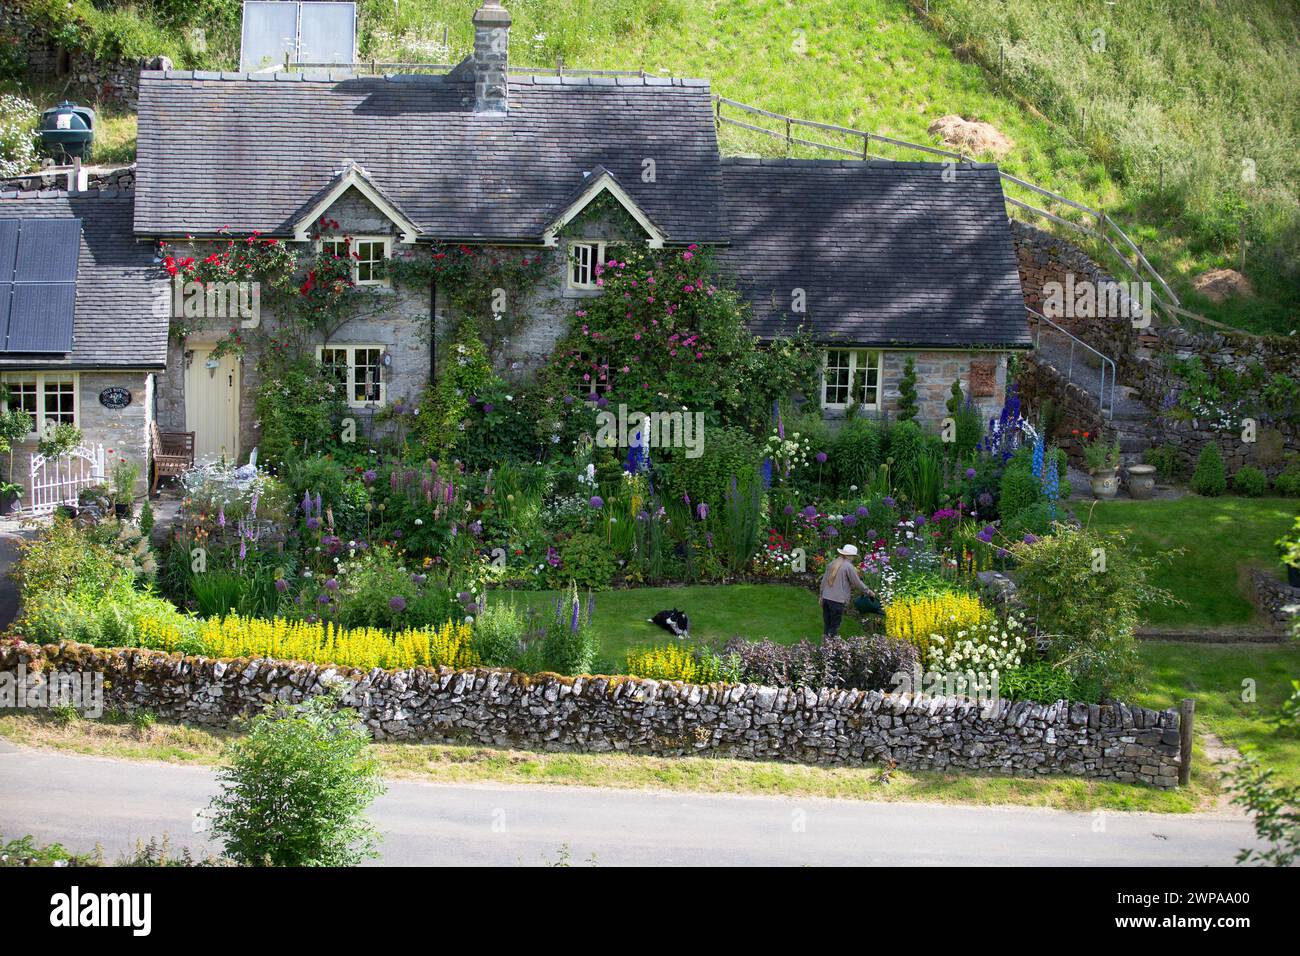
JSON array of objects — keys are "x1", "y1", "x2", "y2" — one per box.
[
  {"x1": 0, "y1": 189, "x2": 167, "y2": 504},
  {"x1": 4, "y1": 0, "x2": 1030, "y2": 494}
]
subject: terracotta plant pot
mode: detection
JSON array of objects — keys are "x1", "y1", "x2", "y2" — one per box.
[
  {"x1": 1126, "y1": 463, "x2": 1157, "y2": 499},
  {"x1": 1089, "y1": 468, "x2": 1120, "y2": 499}
]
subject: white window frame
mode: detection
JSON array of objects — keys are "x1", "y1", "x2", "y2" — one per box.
[
  {"x1": 575, "y1": 354, "x2": 611, "y2": 396},
  {"x1": 1, "y1": 371, "x2": 79, "y2": 438},
  {"x1": 820, "y1": 349, "x2": 882, "y2": 411},
  {"x1": 317, "y1": 235, "x2": 392, "y2": 287},
  {"x1": 567, "y1": 240, "x2": 606, "y2": 290},
  {"x1": 318, "y1": 345, "x2": 387, "y2": 407}
]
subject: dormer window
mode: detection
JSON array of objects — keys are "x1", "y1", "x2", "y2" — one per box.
[
  {"x1": 568, "y1": 241, "x2": 605, "y2": 290},
  {"x1": 318, "y1": 236, "x2": 392, "y2": 286}
]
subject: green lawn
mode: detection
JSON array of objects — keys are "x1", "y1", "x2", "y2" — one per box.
[
  {"x1": 502, "y1": 583, "x2": 865, "y2": 665},
  {"x1": 1137, "y1": 642, "x2": 1300, "y2": 788},
  {"x1": 1086, "y1": 496, "x2": 1297, "y2": 631}
]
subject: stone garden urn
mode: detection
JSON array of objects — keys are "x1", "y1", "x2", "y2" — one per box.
[
  {"x1": 1089, "y1": 468, "x2": 1120, "y2": 499},
  {"x1": 1125, "y1": 463, "x2": 1157, "y2": 499}
]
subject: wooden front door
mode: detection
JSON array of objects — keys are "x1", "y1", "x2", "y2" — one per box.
[{"x1": 184, "y1": 346, "x2": 240, "y2": 463}]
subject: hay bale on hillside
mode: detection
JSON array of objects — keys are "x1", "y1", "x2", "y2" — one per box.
[{"x1": 927, "y1": 115, "x2": 1013, "y2": 159}]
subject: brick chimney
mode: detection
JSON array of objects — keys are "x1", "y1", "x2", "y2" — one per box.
[{"x1": 469, "y1": 0, "x2": 511, "y2": 113}]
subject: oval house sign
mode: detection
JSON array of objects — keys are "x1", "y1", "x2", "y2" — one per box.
[{"x1": 99, "y1": 387, "x2": 132, "y2": 409}]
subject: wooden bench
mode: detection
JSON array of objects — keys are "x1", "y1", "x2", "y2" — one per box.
[{"x1": 150, "y1": 420, "x2": 194, "y2": 497}]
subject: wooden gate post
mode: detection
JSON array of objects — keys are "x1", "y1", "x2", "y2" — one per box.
[{"x1": 1178, "y1": 697, "x2": 1195, "y2": 787}]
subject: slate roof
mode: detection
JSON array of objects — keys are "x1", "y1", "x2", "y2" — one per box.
[
  {"x1": 133, "y1": 71, "x2": 727, "y2": 244},
  {"x1": 0, "y1": 190, "x2": 168, "y2": 369},
  {"x1": 717, "y1": 159, "x2": 1032, "y2": 349}
]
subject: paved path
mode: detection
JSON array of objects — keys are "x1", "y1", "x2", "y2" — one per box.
[{"x1": 0, "y1": 740, "x2": 1260, "y2": 866}]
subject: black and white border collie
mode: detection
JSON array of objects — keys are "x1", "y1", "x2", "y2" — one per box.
[{"x1": 648, "y1": 608, "x2": 690, "y2": 639}]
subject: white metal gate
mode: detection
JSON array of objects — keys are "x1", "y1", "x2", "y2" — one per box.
[{"x1": 27, "y1": 443, "x2": 105, "y2": 515}]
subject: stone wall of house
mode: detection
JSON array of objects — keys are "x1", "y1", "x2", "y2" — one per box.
[
  {"x1": 2, "y1": 640, "x2": 1186, "y2": 788},
  {"x1": 0, "y1": 7, "x2": 168, "y2": 110},
  {"x1": 876, "y1": 350, "x2": 1008, "y2": 427},
  {"x1": 8, "y1": 371, "x2": 152, "y2": 500},
  {"x1": 1010, "y1": 221, "x2": 1299, "y2": 474}
]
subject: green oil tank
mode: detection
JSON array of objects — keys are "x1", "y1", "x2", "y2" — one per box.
[{"x1": 38, "y1": 102, "x2": 96, "y2": 162}]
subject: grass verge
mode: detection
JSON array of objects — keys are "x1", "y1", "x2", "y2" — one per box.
[{"x1": 0, "y1": 705, "x2": 1207, "y2": 814}]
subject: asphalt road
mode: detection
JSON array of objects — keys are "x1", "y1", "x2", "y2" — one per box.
[{"x1": 0, "y1": 739, "x2": 1261, "y2": 866}]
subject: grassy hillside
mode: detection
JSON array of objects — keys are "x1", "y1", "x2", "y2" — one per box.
[{"x1": 5, "y1": 0, "x2": 1295, "y2": 332}]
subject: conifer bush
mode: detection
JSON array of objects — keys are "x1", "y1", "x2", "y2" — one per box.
[{"x1": 1190, "y1": 442, "x2": 1227, "y2": 496}]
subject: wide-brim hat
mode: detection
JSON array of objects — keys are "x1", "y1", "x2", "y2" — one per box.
[{"x1": 837, "y1": 544, "x2": 859, "y2": 558}]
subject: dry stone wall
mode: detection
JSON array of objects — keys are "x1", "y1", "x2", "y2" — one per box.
[{"x1": 2, "y1": 640, "x2": 1185, "y2": 788}]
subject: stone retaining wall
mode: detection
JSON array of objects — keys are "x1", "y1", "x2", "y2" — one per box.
[{"x1": 1, "y1": 640, "x2": 1186, "y2": 788}]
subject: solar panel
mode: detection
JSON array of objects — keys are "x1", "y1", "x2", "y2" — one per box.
[
  {"x1": 240, "y1": 2, "x2": 356, "y2": 71},
  {"x1": 14, "y1": 219, "x2": 81, "y2": 282},
  {"x1": 0, "y1": 217, "x2": 80, "y2": 354},
  {"x1": 6, "y1": 284, "x2": 76, "y2": 353}
]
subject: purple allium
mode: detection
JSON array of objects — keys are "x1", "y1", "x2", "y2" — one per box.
[
  {"x1": 895, "y1": 545, "x2": 910, "y2": 558},
  {"x1": 826, "y1": 526, "x2": 839, "y2": 538},
  {"x1": 815, "y1": 451, "x2": 828, "y2": 464},
  {"x1": 305, "y1": 516, "x2": 321, "y2": 531},
  {"x1": 914, "y1": 514, "x2": 927, "y2": 527},
  {"x1": 388, "y1": 595, "x2": 407, "y2": 612},
  {"x1": 564, "y1": 394, "x2": 575, "y2": 405},
  {"x1": 636, "y1": 510, "x2": 649, "y2": 522},
  {"x1": 1023, "y1": 533, "x2": 1039, "y2": 545},
  {"x1": 783, "y1": 504, "x2": 794, "y2": 516},
  {"x1": 976, "y1": 524, "x2": 996, "y2": 544},
  {"x1": 362, "y1": 469, "x2": 377, "y2": 485},
  {"x1": 882, "y1": 496, "x2": 896, "y2": 509},
  {"x1": 596, "y1": 396, "x2": 609, "y2": 409},
  {"x1": 856, "y1": 505, "x2": 869, "y2": 518},
  {"x1": 843, "y1": 514, "x2": 857, "y2": 527},
  {"x1": 412, "y1": 573, "x2": 427, "y2": 585},
  {"x1": 324, "y1": 577, "x2": 339, "y2": 591},
  {"x1": 589, "y1": 495, "x2": 604, "y2": 509},
  {"x1": 965, "y1": 467, "x2": 977, "y2": 479},
  {"x1": 483, "y1": 403, "x2": 494, "y2": 414},
  {"x1": 802, "y1": 505, "x2": 817, "y2": 518},
  {"x1": 317, "y1": 593, "x2": 331, "y2": 605}
]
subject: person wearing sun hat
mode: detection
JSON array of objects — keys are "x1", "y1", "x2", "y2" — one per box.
[{"x1": 819, "y1": 543, "x2": 876, "y2": 638}]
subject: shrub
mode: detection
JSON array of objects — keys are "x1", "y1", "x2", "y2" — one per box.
[
  {"x1": 625, "y1": 644, "x2": 742, "y2": 683},
  {"x1": 998, "y1": 460, "x2": 1042, "y2": 521},
  {"x1": 208, "y1": 693, "x2": 385, "y2": 867},
  {"x1": 471, "y1": 597, "x2": 526, "y2": 667},
  {"x1": 896, "y1": 357, "x2": 918, "y2": 421},
  {"x1": 334, "y1": 547, "x2": 459, "y2": 631},
  {"x1": 885, "y1": 419, "x2": 928, "y2": 481},
  {"x1": 663, "y1": 425, "x2": 759, "y2": 510},
  {"x1": 11, "y1": 517, "x2": 132, "y2": 603},
  {"x1": 831, "y1": 416, "x2": 885, "y2": 491},
  {"x1": 197, "y1": 615, "x2": 478, "y2": 670},
  {"x1": 1012, "y1": 524, "x2": 1176, "y2": 698},
  {"x1": 19, "y1": 587, "x2": 201, "y2": 654},
  {"x1": 1275, "y1": 462, "x2": 1300, "y2": 497},
  {"x1": 541, "y1": 583, "x2": 598, "y2": 676},
  {"x1": 1190, "y1": 442, "x2": 1227, "y2": 496},
  {"x1": 558, "y1": 531, "x2": 618, "y2": 590},
  {"x1": 722, "y1": 634, "x2": 918, "y2": 691},
  {"x1": 884, "y1": 592, "x2": 993, "y2": 665},
  {"x1": 998, "y1": 662, "x2": 1080, "y2": 703},
  {"x1": 1232, "y1": 465, "x2": 1269, "y2": 497},
  {"x1": 1143, "y1": 444, "x2": 1185, "y2": 484},
  {"x1": 927, "y1": 613, "x2": 1031, "y2": 680}
]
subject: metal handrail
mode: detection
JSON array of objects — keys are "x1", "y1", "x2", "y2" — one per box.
[{"x1": 1028, "y1": 309, "x2": 1116, "y2": 420}]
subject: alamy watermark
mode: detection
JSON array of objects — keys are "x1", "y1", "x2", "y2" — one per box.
[
  {"x1": 595, "y1": 403, "x2": 705, "y2": 459},
  {"x1": 891, "y1": 665, "x2": 1001, "y2": 707},
  {"x1": 0, "y1": 663, "x2": 103, "y2": 718},
  {"x1": 1042, "y1": 274, "x2": 1152, "y2": 327},
  {"x1": 153, "y1": 277, "x2": 261, "y2": 327}
]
